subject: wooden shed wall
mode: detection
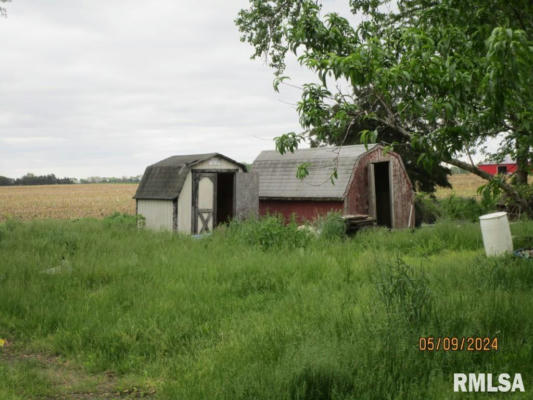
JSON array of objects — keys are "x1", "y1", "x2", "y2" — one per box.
[
  {"x1": 177, "y1": 172, "x2": 192, "y2": 233},
  {"x1": 259, "y1": 200, "x2": 343, "y2": 223},
  {"x1": 137, "y1": 199, "x2": 174, "y2": 231},
  {"x1": 344, "y1": 147, "x2": 414, "y2": 228}
]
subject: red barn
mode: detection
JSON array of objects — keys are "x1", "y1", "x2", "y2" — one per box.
[
  {"x1": 252, "y1": 144, "x2": 415, "y2": 228},
  {"x1": 478, "y1": 156, "x2": 518, "y2": 176}
]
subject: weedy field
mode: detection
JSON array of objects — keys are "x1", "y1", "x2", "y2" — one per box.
[
  {"x1": 1, "y1": 216, "x2": 532, "y2": 399},
  {"x1": 0, "y1": 184, "x2": 137, "y2": 222}
]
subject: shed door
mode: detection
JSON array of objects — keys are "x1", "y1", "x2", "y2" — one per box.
[
  {"x1": 192, "y1": 172, "x2": 217, "y2": 234},
  {"x1": 235, "y1": 172, "x2": 259, "y2": 220}
]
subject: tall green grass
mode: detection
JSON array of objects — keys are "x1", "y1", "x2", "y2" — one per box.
[
  {"x1": 415, "y1": 193, "x2": 499, "y2": 224},
  {"x1": 0, "y1": 216, "x2": 532, "y2": 399}
]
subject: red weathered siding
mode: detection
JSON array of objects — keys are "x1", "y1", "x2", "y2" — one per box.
[
  {"x1": 258, "y1": 146, "x2": 415, "y2": 228},
  {"x1": 478, "y1": 164, "x2": 518, "y2": 175},
  {"x1": 259, "y1": 200, "x2": 343, "y2": 224},
  {"x1": 344, "y1": 147, "x2": 415, "y2": 228}
]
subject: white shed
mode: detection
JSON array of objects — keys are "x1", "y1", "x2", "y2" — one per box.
[{"x1": 134, "y1": 153, "x2": 258, "y2": 233}]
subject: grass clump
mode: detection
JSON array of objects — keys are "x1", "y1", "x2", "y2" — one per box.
[
  {"x1": 416, "y1": 193, "x2": 499, "y2": 224},
  {"x1": 438, "y1": 194, "x2": 489, "y2": 222},
  {"x1": 375, "y1": 257, "x2": 432, "y2": 327},
  {"x1": 222, "y1": 215, "x2": 312, "y2": 250},
  {"x1": 315, "y1": 211, "x2": 346, "y2": 241},
  {"x1": 102, "y1": 212, "x2": 139, "y2": 230}
]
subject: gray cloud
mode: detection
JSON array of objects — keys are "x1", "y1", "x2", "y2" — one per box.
[
  {"x1": 3, "y1": 1, "x2": 488, "y2": 179},
  {"x1": 0, "y1": 0, "x2": 323, "y2": 178}
]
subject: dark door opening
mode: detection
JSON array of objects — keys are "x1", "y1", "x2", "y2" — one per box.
[
  {"x1": 497, "y1": 165, "x2": 507, "y2": 175},
  {"x1": 373, "y1": 162, "x2": 392, "y2": 228},
  {"x1": 216, "y1": 172, "x2": 235, "y2": 226}
]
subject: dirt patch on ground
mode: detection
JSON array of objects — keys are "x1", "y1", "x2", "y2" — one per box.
[{"x1": 0, "y1": 339, "x2": 155, "y2": 399}]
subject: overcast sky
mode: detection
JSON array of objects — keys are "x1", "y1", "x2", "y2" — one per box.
[{"x1": 2, "y1": 1, "x2": 358, "y2": 178}]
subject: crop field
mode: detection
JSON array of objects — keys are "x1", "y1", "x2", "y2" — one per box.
[
  {"x1": 1, "y1": 216, "x2": 533, "y2": 399},
  {"x1": 0, "y1": 174, "x2": 493, "y2": 223},
  {"x1": 434, "y1": 174, "x2": 486, "y2": 198},
  {"x1": 435, "y1": 174, "x2": 533, "y2": 199},
  {"x1": 0, "y1": 184, "x2": 137, "y2": 222}
]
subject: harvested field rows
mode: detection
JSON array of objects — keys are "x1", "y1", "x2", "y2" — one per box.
[{"x1": 0, "y1": 184, "x2": 137, "y2": 222}]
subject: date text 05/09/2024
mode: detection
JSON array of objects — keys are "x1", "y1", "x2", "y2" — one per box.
[{"x1": 419, "y1": 337, "x2": 498, "y2": 352}]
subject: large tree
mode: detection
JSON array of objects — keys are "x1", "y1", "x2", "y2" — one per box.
[{"x1": 236, "y1": 0, "x2": 533, "y2": 215}]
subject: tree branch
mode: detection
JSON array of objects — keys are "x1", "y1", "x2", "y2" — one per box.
[{"x1": 446, "y1": 157, "x2": 530, "y2": 214}]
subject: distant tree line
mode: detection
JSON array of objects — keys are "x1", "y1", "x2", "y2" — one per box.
[
  {"x1": 449, "y1": 166, "x2": 469, "y2": 175},
  {"x1": 0, "y1": 173, "x2": 75, "y2": 186},
  {"x1": 0, "y1": 173, "x2": 142, "y2": 186},
  {"x1": 78, "y1": 176, "x2": 142, "y2": 184}
]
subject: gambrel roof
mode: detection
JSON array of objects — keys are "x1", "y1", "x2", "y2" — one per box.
[
  {"x1": 252, "y1": 144, "x2": 378, "y2": 200},
  {"x1": 134, "y1": 153, "x2": 245, "y2": 200}
]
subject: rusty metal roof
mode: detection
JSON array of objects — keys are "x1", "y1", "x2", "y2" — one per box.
[{"x1": 252, "y1": 144, "x2": 377, "y2": 200}]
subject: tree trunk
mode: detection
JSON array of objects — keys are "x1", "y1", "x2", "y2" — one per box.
[{"x1": 515, "y1": 134, "x2": 529, "y2": 185}]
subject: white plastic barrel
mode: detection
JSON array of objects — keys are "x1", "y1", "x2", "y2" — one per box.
[{"x1": 479, "y1": 212, "x2": 513, "y2": 256}]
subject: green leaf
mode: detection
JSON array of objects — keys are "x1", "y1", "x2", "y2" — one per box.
[
  {"x1": 296, "y1": 162, "x2": 311, "y2": 180},
  {"x1": 273, "y1": 75, "x2": 290, "y2": 92},
  {"x1": 275, "y1": 132, "x2": 303, "y2": 154},
  {"x1": 329, "y1": 167, "x2": 338, "y2": 184}
]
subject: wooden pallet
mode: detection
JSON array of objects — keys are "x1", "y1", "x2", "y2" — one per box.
[{"x1": 342, "y1": 214, "x2": 376, "y2": 234}]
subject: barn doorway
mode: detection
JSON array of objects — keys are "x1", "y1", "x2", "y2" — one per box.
[
  {"x1": 216, "y1": 172, "x2": 235, "y2": 225},
  {"x1": 373, "y1": 162, "x2": 392, "y2": 228}
]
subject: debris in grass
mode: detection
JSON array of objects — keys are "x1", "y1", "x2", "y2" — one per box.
[
  {"x1": 41, "y1": 259, "x2": 73, "y2": 274},
  {"x1": 514, "y1": 248, "x2": 533, "y2": 259},
  {"x1": 297, "y1": 225, "x2": 319, "y2": 236}
]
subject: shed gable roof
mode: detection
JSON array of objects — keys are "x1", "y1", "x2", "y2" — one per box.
[
  {"x1": 252, "y1": 144, "x2": 377, "y2": 200},
  {"x1": 134, "y1": 153, "x2": 244, "y2": 200}
]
